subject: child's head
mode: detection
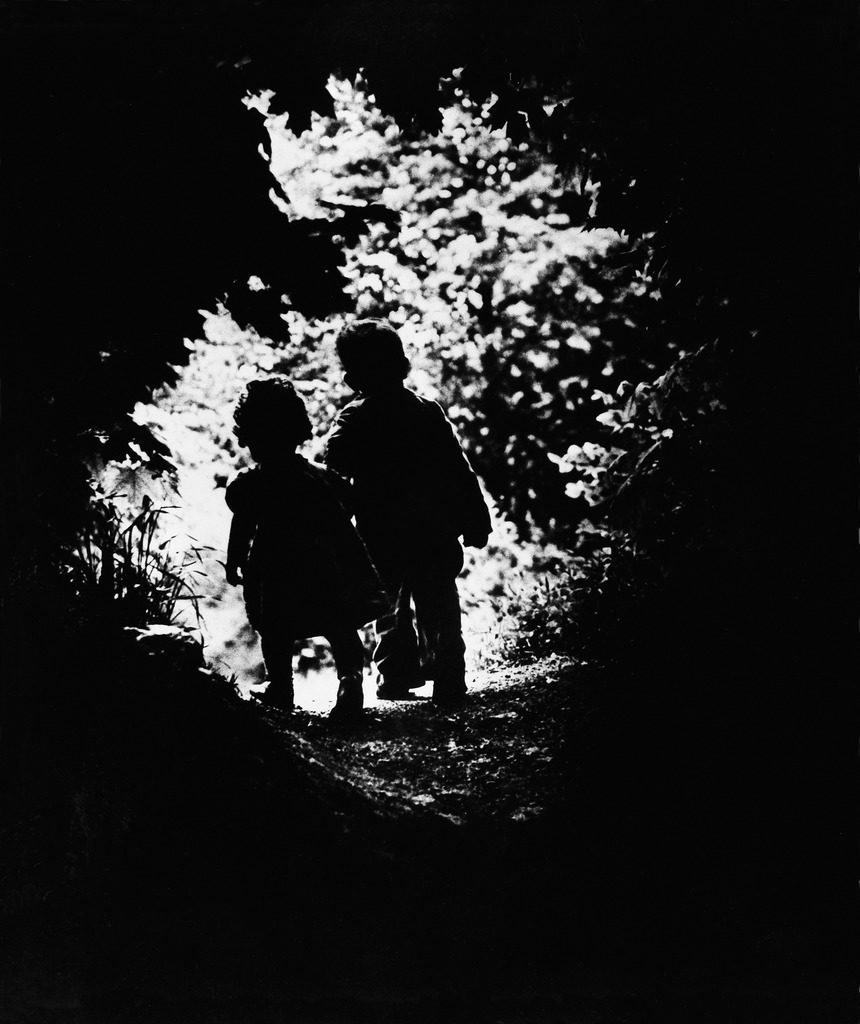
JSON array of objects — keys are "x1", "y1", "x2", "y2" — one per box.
[
  {"x1": 233, "y1": 376, "x2": 312, "y2": 461},
  {"x1": 335, "y1": 319, "x2": 409, "y2": 393}
]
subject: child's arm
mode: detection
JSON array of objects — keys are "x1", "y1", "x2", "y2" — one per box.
[
  {"x1": 225, "y1": 512, "x2": 254, "y2": 586},
  {"x1": 324, "y1": 404, "x2": 361, "y2": 481},
  {"x1": 224, "y1": 470, "x2": 256, "y2": 585},
  {"x1": 435, "y1": 405, "x2": 492, "y2": 548}
]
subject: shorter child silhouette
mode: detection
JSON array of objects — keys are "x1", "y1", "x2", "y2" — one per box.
[{"x1": 225, "y1": 377, "x2": 386, "y2": 720}]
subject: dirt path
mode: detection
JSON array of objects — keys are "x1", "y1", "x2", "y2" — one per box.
[
  {"x1": 255, "y1": 655, "x2": 577, "y2": 824},
  {"x1": 4, "y1": 651, "x2": 845, "y2": 1024}
]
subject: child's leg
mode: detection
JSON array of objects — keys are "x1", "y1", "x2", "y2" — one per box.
[
  {"x1": 411, "y1": 540, "x2": 467, "y2": 703},
  {"x1": 259, "y1": 633, "x2": 295, "y2": 709},
  {"x1": 328, "y1": 628, "x2": 364, "y2": 679},
  {"x1": 327, "y1": 628, "x2": 365, "y2": 720},
  {"x1": 412, "y1": 574, "x2": 467, "y2": 702},
  {"x1": 373, "y1": 579, "x2": 423, "y2": 694}
]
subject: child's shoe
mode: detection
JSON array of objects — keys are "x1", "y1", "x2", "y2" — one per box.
[
  {"x1": 376, "y1": 674, "x2": 424, "y2": 700},
  {"x1": 257, "y1": 680, "x2": 295, "y2": 711},
  {"x1": 329, "y1": 672, "x2": 364, "y2": 721},
  {"x1": 431, "y1": 677, "x2": 467, "y2": 707}
]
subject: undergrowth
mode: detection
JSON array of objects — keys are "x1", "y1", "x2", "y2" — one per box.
[{"x1": 61, "y1": 484, "x2": 209, "y2": 629}]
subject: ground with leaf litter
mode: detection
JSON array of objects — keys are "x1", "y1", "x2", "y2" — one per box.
[
  {"x1": 3, "y1": 649, "x2": 843, "y2": 1024},
  {"x1": 255, "y1": 655, "x2": 578, "y2": 825}
]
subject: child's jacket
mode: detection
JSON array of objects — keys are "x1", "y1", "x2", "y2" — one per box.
[
  {"x1": 225, "y1": 455, "x2": 386, "y2": 639},
  {"x1": 324, "y1": 387, "x2": 491, "y2": 559}
]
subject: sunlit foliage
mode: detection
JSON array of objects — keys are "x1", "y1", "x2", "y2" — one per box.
[
  {"x1": 62, "y1": 489, "x2": 206, "y2": 630},
  {"x1": 254, "y1": 73, "x2": 671, "y2": 538},
  {"x1": 137, "y1": 311, "x2": 549, "y2": 684},
  {"x1": 131, "y1": 74, "x2": 683, "y2": 673}
]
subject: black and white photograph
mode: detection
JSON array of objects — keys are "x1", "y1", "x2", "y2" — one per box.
[{"x1": 2, "y1": 2, "x2": 856, "y2": 1021}]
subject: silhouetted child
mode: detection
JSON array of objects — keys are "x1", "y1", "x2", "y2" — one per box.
[
  {"x1": 225, "y1": 377, "x2": 386, "y2": 720},
  {"x1": 325, "y1": 319, "x2": 491, "y2": 705}
]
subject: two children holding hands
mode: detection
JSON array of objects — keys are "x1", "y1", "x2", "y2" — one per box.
[{"x1": 225, "y1": 319, "x2": 491, "y2": 720}]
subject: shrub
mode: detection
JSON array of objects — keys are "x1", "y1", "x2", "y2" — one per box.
[{"x1": 62, "y1": 485, "x2": 207, "y2": 630}]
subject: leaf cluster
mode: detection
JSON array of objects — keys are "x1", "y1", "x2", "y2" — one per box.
[
  {"x1": 249, "y1": 75, "x2": 674, "y2": 540},
  {"x1": 62, "y1": 486, "x2": 208, "y2": 630}
]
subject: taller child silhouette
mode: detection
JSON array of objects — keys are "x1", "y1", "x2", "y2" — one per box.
[{"x1": 325, "y1": 320, "x2": 491, "y2": 705}]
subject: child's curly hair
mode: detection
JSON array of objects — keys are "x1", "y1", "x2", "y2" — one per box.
[{"x1": 233, "y1": 376, "x2": 312, "y2": 452}]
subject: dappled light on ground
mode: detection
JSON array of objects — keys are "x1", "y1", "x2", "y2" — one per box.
[
  {"x1": 251, "y1": 663, "x2": 497, "y2": 712},
  {"x1": 256, "y1": 657, "x2": 574, "y2": 822}
]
